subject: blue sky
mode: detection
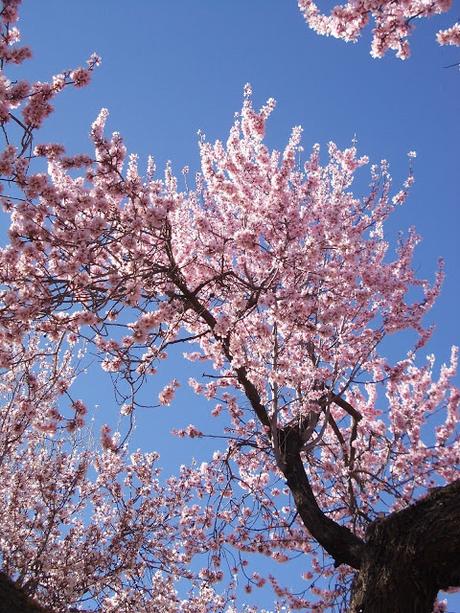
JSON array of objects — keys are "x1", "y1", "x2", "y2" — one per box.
[{"x1": 7, "y1": 0, "x2": 460, "y2": 610}]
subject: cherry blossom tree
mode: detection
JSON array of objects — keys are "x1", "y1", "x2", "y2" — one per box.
[
  {"x1": 297, "y1": 0, "x2": 460, "y2": 58},
  {"x1": 0, "y1": 1, "x2": 459, "y2": 611},
  {"x1": 0, "y1": 336, "x2": 238, "y2": 612}
]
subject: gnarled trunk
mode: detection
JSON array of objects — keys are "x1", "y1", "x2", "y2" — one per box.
[
  {"x1": 349, "y1": 480, "x2": 460, "y2": 613},
  {"x1": 349, "y1": 555, "x2": 437, "y2": 613}
]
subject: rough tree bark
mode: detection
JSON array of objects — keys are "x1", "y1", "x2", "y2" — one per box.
[
  {"x1": 348, "y1": 479, "x2": 460, "y2": 613},
  {"x1": 0, "y1": 572, "x2": 50, "y2": 613}
]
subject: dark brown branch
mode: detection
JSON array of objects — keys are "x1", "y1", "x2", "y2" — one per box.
[
  {"x1": 169, "y1": 272, "x2": 271, "y2": 429},
  {"x1": 331, "y1": 394, "x2": 362, "y2": 422},
  {"x1": 331, "y1": 394, "x2": 361, "y2": 467},
  {"x1": 232, "y1": 365, "x2": 271, "y2": 429},
  {"x1": 279, "y1": 426, "x2": 365, "y2": 569}
]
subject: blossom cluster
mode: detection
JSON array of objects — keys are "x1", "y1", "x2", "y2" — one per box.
[
  {"x1": 297, "y1": 0, "x2": 459, "y2": 58},
  {"x1": 0, "y1": 337, "x2": 233, "y2": 611}
]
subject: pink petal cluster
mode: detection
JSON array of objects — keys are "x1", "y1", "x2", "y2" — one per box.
[
  {"x1": 437, "y1": 22, "x2": 460, "y2": 46},
  {"x1": 297, "y1": 0, "x2": 458, "y2": 58},
  {"x1": 158, "y1": 378, "x2": 180, "y2": 405},
  {"x1": 0, "y1": 337, "x2": 235, "y2": 611}
]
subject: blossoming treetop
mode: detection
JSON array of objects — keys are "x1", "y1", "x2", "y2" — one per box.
[{"x1": 0, "y1": 1, "x2": 459, "y2": 611}]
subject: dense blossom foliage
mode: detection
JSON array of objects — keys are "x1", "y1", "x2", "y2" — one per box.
[
  {"x1": 297, "y1": 0, "x2": 460, "y2": 58},
  {"x1": 0, "y1": 337, "x2": 239, "y2": 612},
  {"x1": 0, "y1": 1, "x2": 458, "y2": 611}
]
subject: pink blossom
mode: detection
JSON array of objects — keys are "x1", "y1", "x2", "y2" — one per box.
[
  {"x1": 70, "y1": 67, "x2": 91, "y2": 88},
  {"x1": 0, "y1": 4, "x2": 457, "y2": 609},
  {"x1": 298, "y1": 0, "x2": 458, "y2": 58},
  {"x1": 437, "y1": 22, "x2": 460, "y2": 45},
  {"x1": 158, "y1": 379, "x2": 180, "y2": 405}
]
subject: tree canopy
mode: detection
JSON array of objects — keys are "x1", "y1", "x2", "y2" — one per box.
[{"x1": 0, "y1": 1, "x2": 459, "y2": 611}]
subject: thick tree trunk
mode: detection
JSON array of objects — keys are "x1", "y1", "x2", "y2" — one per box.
[
  {"x1": 348, "y1": 480, "x2": 460, "y2": 613},
  {"x1": 349, "y1": 557, "x2": 437, "y2": 613},
  {"x1": 0, "y1": 572, "x2": 49, "y2": 613}
]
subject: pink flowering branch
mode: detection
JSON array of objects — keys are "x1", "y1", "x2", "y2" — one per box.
[{"x1": 297, "y1": 0, "x2": 459, "y2": 58}]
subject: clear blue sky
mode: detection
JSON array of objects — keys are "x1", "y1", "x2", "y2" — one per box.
[{"x1": 8, "y1": 1, "x2": 460, "y2": 610}]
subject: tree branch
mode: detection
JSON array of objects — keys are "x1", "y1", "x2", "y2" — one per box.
[{"x1": 279, "y1": 426, "x2": 365, "y2": 569}]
